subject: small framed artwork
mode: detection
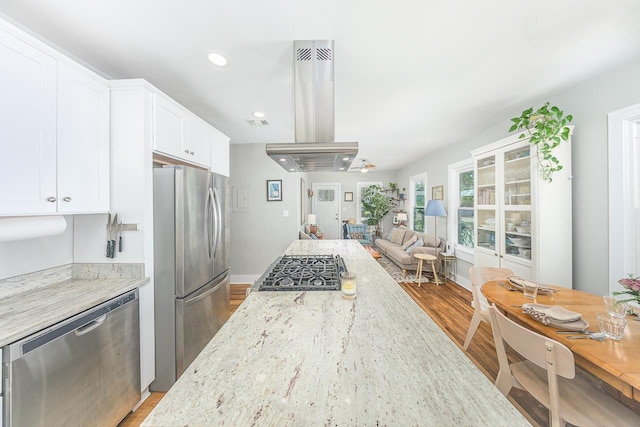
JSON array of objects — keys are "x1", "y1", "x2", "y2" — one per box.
[
  {"x1": 267, "y1": 179, "x2": 282, "y2": 201},
  {"x1": 432, "y1": 185, "x2": 443, "y2": 201},
  {"x1": 344, "y1": 191, "x2": 353, "y2": 202}
]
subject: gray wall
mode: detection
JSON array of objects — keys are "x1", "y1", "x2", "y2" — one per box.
[
  {"x1": 393, "y1": 55, "x2": 640, "y2": 294},
  {"x1": 229, "y1": 143, "x2": 305, "y2": 279}
]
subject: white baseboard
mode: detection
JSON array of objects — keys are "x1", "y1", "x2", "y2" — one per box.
[
  {"x1": 231, "y1": 274, "x2": 259, "y2": 285},
  {"x1": 453, "y1": 275, "x2": 471, "y2": 291}
]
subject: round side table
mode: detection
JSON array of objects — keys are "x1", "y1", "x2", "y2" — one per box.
[{"x1": 413, "y1": 253, "x2": 441, "y2": 287}]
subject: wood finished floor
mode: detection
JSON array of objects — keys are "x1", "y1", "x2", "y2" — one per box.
[{"x1": 121, "y1": 281, "x2": 548, "y2": 426}]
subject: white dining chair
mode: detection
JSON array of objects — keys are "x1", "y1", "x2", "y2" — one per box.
[
  {"x1": 463, "y1": 267, "x2": 513, "y2": 350},
  {"x1": 488, "y1": 304, "x2": 640, "y2": 427}
]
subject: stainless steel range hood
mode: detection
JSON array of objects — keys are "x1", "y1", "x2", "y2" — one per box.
[{"x1": 266, "y1": 40, "x2": 358, "y2": 172}]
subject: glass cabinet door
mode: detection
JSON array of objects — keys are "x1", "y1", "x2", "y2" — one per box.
[
  {"x1": 503, "y1": 146, "x2": 532, "y2": 261},
  {"x1": 476, "y1": 155, "x2": 496, "y2": 253}
]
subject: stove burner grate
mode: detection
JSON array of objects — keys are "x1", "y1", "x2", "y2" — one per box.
[{"x1": 258, "y1": 255, "x2": 346, "y2": 291}]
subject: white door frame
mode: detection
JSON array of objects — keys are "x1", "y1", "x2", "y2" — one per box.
[
  {"x1": 608, "y1": 103, "x2": 640, "y2": 300},
  {"x1": 312, "y1": 182, "x2": 342, "y2": 239}
]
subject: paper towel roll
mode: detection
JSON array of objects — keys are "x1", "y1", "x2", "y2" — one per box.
[{"x1": 0, "y1": 216, "x2": 67, "y2": 242}]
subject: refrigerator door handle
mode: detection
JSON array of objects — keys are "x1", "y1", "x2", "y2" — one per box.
[
  {"x1": 204, "y1": 188, "x2": 213, "y2": 260},
  {"x1": 209, "y1": 187, "x2": 216, "y2": 260},
  {"x1": 213, "y1": 187, "x2": 222, "y2": 260}
]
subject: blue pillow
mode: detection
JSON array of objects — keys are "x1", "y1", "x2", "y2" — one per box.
[
  {"x1": 310, "y1": 233, "x2": 318, "y2": 240},
  {"x1": 405, "y1": 238, "x2": 424, "y2": 253}
]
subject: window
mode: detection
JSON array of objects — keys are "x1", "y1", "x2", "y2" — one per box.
[
  {"x1": 448, "y1": 159, "x2": 475, "y2": 261},
  {"x1": 409, "y1": 174, "x2": 426, "y2": 232}
]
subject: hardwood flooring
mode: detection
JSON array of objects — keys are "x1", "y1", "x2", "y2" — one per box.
[{"x1": 121, "y1": 281, "x2": 549, "y2": 426}]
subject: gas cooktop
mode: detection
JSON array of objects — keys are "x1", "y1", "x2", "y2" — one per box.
[{"x1": 257, "y1": 255, "x2": 347, "y2": 291}]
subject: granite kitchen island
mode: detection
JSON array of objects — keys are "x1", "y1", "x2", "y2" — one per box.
[{"x1": 142, "y1": 240, "x2": 529, "y2": 426}]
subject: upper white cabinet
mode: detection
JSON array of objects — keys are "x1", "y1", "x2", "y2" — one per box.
[
  {"x1": 0, "y1": 23, "x2": 110, "y2": 216},
  {"x1": 210, "y1": 126, "x2": 230, "y2": 176},
  {"x1": 57, "y1": 63, "x2": 110, "y2": 213},
  {"x1": 472, "y1": 129, "x2": 573, "y2": 287},
  {"x1": 153, "y1": 93, "x2": 211, "y2": 168},
  {"x1": 0, "y1": 28, "x2": 58, "y2": 215}
]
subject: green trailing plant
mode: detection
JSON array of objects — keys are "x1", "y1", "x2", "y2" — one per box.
[
  {"x1": 509, "y1": 102, "x2": 573, "y2": 183},
  {"x1": 361, "y1": 185, "x2": 396, "y2": 235}
]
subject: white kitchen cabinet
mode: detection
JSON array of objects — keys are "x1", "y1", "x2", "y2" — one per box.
[
  {"x1": 57, "y1": 63, "x2": 110, "y2": 213},
  {"x1": 210, "y1": 126, "x2": 230, "y2": 176},
  {"x1": 0, "y1": 21, "x2": 109, "y2": 216},
  {"x1": 0, "y1": 27, "x2": 57, "y2": 215},
  {"x1": 153, "y1": 93, "x2": 211, "y2": 168},
  {"x1": 472, "y1": 129, "x2": 573, "y2": 287}
]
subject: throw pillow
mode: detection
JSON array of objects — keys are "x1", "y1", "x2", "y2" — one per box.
[
  {"x1": 310, "y1": 233, "x2": 318, "y2": 240},
  {"x1": 405, "y1": 238, "x2": 424, "y2": 253},
  {"x1": 401, "y1": 234, "x2": 417, "y2": 250},
  {"x1": 350, "y1": 231, "x2": 364, "y2": 240},
  {"x1": 389, "y1": 228, "x2": 406, "y2": 245}
]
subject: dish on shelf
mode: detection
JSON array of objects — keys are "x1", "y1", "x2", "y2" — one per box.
[
  {"x1": 506, "y1": 237, "x2": 530, "y2": 247},
  {"x1": 515, "y1": 226, "x2": 530, "y2": 233}
]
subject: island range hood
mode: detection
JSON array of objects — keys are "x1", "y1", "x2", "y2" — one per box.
[{"x1": 266, "y1": 40, "x2": 358, "y2": 172}]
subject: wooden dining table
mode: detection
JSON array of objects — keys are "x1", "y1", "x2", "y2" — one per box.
[{"x1": 482, "y1": 280, "x2": 640, "y2": 408}]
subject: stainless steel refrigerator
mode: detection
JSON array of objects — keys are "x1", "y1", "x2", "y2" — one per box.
[{"x1": 152, "y1": 165, "x2": 230, "y2": 391}]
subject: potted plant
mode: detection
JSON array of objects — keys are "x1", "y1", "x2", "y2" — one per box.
[
  {"x1": 509, "y1": 102, "x2": 573, "y2": 183},
  {"x1": 361, "y1": 185, "x2": 396, "y2": 235}
]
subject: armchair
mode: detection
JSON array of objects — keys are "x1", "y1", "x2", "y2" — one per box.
[{"x1": 345, "y1": 223, "x2": 372, "y2": 245}]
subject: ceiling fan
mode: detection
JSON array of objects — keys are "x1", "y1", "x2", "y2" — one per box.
[{"x1": 348, "y1": 158, "x2": 376, "y2": 173}]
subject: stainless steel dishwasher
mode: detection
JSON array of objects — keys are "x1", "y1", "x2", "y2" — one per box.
[{"x1": 2, "y1": 289, "x2": 140, "y2": 427}]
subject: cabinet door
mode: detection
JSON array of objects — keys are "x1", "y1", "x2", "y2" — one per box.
[
  {"x1": 475, "y1": 154, "x2": 498, "y2": 261},
  {"x1": 153, "y1": 93, "x2": 187, "y2": 159},
  {"x1": 57, "y1": 63, "x2": 110, "y2": 213},
  {"x1": 186, "y1": 116, "x2": 212, "y2": 167},
  {"x1": 210, "y1": 126, "x2": 230, "y2": 176},
  {"x1": 0, "y1": 29, "x2": 57, "y2": 215}
]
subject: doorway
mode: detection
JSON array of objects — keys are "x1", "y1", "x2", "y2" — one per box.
[{"x1": 312, "y1": 183, "x2": 341, "y2": 239}]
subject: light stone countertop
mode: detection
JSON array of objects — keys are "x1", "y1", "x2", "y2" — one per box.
[
  {"x1": 0, "y1": 263, "x2": 148, "y2": 347},
  {"x1": 143, "y1": 240, "x2": 530, "y2": 426}
]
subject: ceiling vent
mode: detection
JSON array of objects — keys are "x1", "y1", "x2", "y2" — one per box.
[{"x1": 247, "y1": 119, "x2": 270, "y2": 126}]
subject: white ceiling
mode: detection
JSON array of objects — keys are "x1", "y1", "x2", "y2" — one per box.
[{"x1": 2, "y1": 1, "x2": 640, "y2": 171}]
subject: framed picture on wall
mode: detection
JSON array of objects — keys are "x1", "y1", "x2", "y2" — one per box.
[
  {"x1": 432, "y1": 185, "x2": 443, "y2": 200},
  {"x1": 344, "y1": 192, "x2": 353, "y2": 202},
  {"x1": 267, "y1": 180, "x2": 282, "y2": 201}
]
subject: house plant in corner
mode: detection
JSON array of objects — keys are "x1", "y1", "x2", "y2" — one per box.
[
  {"x1": 509, "y1": 102, "x2": 573, "y2": 182},
  {"x1": 361, "y1": 185, "x2": 396, "y2": 236}
]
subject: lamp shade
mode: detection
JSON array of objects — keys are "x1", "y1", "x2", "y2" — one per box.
[
  {"x1": 396, "y1": 212, "x2": 408, "y2": 221},
  {"x1": 425, "y1": 199, "x2": 447, "y2": 217},
  {"x1": 307, "y1": 214, "x2": 316, "y2": 225}
]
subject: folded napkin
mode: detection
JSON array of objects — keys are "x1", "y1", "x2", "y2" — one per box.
[
  {"x1": 522, "y1": 304, "x2": 581, "y2": 325},
  {"x1": 507, "y1": 275, "x2": 556, "y2": 295}
]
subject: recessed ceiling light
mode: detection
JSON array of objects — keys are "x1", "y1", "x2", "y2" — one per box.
[
  {"x1": 206, "y1": 51, "x2": 229, "y2": 68},
  {"x1": 342, "y1": 157, "x2": 350, "y2": 161},
  {"x1": 279, "y1": 158, "x2": 287, "y2": 162},
  {"x1": 253, "y1": 112, "x2": 265, "y2": 118}
]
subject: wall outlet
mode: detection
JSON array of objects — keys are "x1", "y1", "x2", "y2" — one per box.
[{"x1": 282, "y1": 210, "x2": 289, "y2": 217}]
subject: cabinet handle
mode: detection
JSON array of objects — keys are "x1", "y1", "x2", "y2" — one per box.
[
  {"x1": 47, "y1": 196, "x2": 57, "y2": 203},
  {"x1": 190, "y1": 151, "x2": 195, "y2": 155},
  {"x1": 63, "y1": 197, "x2": 72, "y2": 202},
  {"x1": 184, "y1": 149, "x2": 190, "y2": 154}
]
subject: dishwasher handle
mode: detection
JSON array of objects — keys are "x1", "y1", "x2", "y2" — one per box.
[{"x1": 75, "y1": 314, "x2": 107, "y2": 336}]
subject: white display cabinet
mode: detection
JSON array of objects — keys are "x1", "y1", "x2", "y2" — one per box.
[{"x1": 472, "y1": 128, "x2": 573, "y2": 288}]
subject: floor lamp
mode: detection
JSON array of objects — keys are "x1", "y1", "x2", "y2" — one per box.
[
  {"x1": 425, "y1": 199, "x2": 447, "y2": 284},
  {"x1": 425, "y1": 199, "x2": 447, "y2": 242}
]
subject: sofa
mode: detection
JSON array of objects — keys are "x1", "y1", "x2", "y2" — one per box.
[{"x1": 374, "y1": 225, "x2": 445, "y2": 277}]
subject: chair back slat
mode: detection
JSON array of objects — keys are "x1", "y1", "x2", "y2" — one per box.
[{"x1": 490, "y1": 305, "x2": 576, "y2": 379}]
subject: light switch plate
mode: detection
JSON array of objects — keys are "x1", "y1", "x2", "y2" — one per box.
[{"x1": 282, "y1": 210, "x2": 289, "y2": 217}]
